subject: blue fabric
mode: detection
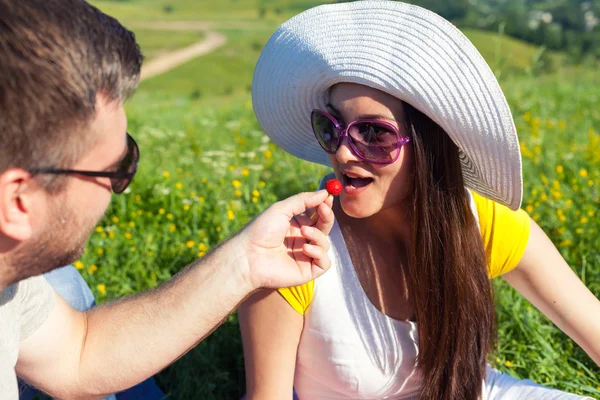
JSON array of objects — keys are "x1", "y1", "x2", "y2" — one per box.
[{"x1": 20, "y1": 265, "x2": 165, "y2": 400}]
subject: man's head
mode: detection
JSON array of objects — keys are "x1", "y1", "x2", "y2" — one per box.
[{"x1": 0, "y1": 0, "x2": 143, "y2": 288}]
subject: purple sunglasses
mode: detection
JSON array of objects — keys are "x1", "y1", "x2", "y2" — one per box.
[{"x1": 311, "y1": 109, "x2": 411, "y2": 164}]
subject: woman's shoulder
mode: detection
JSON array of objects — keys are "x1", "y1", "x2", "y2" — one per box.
[{"x1": 469, "y1": 190, "x2": 532, "y2": 278}]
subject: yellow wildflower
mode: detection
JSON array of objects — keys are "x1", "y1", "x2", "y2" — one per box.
[
  {"x1": 97, "y1": 284, "x2": 106, "y2": 295},
  {"x1": 96, "y1": 248, "x2": 104, "y2": 256},
  {"x1": 198, "y1": 243, "x2": 208, "y2": 252},
  {"x1": 88, "y1": 265, "x2": 98, "y2": 274},
  {"x1": 579, "y1": 169, "x2": 588, "y2": 178},
  {"x1": 242, "y1": 168, "x2": 250, "y2": 177},
  {"x1": 135, "y1": 194, "x2": 141, "y2": 202},
  {"x1": 159, "y1": 208, "x2": 165, "y2": 214},
  {"x1": 581, "y1": 217, "x2": 588, "y2": 224},
  {"x1": 252, "y1": 189, "x2": 260, "y2": 197},
  {"x1": 232, "y1": 180, "x2": 241, "y2": 188},
  {"x1": 112, "y1": 216, "x2": 119, "y2": 223},
  {"x1": 198, "y1": 251, "x2": 206, "y2": 257},
  {"x1": 74, "y1": 261, "x2": 84, "y2": 270},
  {"x1": 184, "y1": 204, "x2": 191, "y2": 211},
  {"x1": 167, "y1": 213, "x2": 173, "y2": 220},
  {"x1": 259, "y1": 181, "x2": 266, "y2": 188},
  {"x1": 228, "y1": 165, "x2": 235, "y2": 171},
  {"x1": 169, "y1": 224, "x2": 176, "y2": 233},
  {"x1": 505, "y1": 360, "x2": 512, "y2": 367},
  {"x1": 252, "y1": 197, "x2": 259, "y2": 203},
  {"x1": 555, "y1": 165, "x2": 563, "y2": 174},
  {"x1": 163, "y1": 171, "x2": 170, "y2": 178},
  {"x1": 264, "y1": 150, "x2": 272, "y2": 158},
  {"x1": 129, "y1": 221, "x2": 135, "y2": 228},
  {"x1": 201, "y1": 178, "x2": 207, "y2": 184},
  {"x1": 227, "y1": 210, "x2": 235, "y2": 220},
  {"x1": 125, "y1": 232, "x2": 133, "y2": 240},
  {"x1": 234, "y1": 190, "x2": 242, "y2": 197},
  {"x1": 525, "y1": 205, "x2": 534, "y2": 213},
  {"x1": 96, "y1": 226, "x2": 104, "y2": 233},
  {"x1": 175, "y1": 182, "x2": 183, "y2": 190},
  {"x1": 186, "y1": 240, "x2": 195, "y2": 248}
]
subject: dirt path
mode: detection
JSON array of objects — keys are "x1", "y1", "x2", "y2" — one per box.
[{"x1": 139, "y1": 23, "x2": 227, "y2": 81}]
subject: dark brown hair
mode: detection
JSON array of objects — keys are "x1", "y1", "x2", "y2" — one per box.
[
  {"x1": 404, "y1": 102, "x2": 496, "y2": 399},
  {"x1": 0, "y1": 0, "x2": 143, "y2": 190}
]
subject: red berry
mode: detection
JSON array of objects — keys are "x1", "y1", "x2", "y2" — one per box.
[{"x1": 326, "y1": 179, "x2": 343, "y2": 196}]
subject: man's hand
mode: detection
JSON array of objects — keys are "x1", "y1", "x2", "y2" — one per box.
[{"x1": 238, "y1": 190, "x2": 335, "y2": 290}]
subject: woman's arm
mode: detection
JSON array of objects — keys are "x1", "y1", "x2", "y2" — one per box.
[
  {"x1": 239, "y1": 289, "x2": 304, "y2": 400},
  {"x1": 503, "y1": 219, "x2": 600, "y2": 366}
]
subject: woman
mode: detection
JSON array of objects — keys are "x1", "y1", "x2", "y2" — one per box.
[{"x1": 240, "y1": 2, "x2": 600, "y2": 399}]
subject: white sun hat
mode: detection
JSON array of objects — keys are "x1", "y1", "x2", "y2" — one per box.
[{"x1": 252, "y1": 0, "x2": 523, "y2": 210}]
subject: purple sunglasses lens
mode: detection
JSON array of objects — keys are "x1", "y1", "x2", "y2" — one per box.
[
  {"x1": 312, "y1": 111, "x2": 339, "y2": 153},
  {"x1": 348, "y1": 122, "x2": 400, "y2": 163}
]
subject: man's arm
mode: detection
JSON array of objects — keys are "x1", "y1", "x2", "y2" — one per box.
[{"x1": 16, "y1": 190, "x2": 334, "y2": 398}]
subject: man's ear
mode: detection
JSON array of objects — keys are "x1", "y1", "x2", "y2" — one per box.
[{"x1": 0, "y1": 169, "x2": 37, "y2": 242}]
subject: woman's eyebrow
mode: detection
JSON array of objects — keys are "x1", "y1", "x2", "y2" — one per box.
[
  {"x1": 326, "y1": 103, "x2": 397, "y2": 123},
  {"x1": 325, "y1": 103, "x2": 341, "y2": 116}
]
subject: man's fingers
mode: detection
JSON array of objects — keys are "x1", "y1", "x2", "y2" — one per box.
[
  {"x1": 300, "y1": 225, "x2": 330, "y2": 253},
  {"x1": 315, "y1": 201, "x2": 335, "y2": 235},
  {"x1": 273, "y1": 190, "x2": 329, "y2": 219},
  {"x1": 301, "y1": 244, "x2": 331, "y2": 273}
]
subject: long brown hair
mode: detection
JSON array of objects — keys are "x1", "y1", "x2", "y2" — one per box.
[{"x1": 404, "y1": 102, "x2": 496, "y2": 399}]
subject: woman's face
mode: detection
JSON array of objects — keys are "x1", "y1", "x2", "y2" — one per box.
[{"x1": 326, "y1": 83, "x2": 414, "y2": 218}]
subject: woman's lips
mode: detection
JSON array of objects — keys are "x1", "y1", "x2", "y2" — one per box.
[{"x1": 342, "y1": 173, "x2": 374, "y2": 195}]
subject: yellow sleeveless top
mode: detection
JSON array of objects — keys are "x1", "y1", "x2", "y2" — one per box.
[{"x1": 279, "y1": 190, "x2": 531, "y2": 315}]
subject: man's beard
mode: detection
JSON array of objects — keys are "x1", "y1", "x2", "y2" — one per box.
[{"x1": 6, "y1": 197, "x2": 99, "y2": 285}]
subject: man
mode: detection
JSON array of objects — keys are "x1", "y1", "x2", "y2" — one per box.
[{"x1": 0, "y1": 0, "x2": 334, "y2": 398}]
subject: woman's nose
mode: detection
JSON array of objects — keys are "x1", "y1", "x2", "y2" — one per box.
[{"x1": 335, "y1": 135, "x2": 361, "y2": 164}]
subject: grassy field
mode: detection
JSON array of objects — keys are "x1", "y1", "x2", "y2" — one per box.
[{"x1": 76, "y1": 1, "x2": 600, "y2": 398}]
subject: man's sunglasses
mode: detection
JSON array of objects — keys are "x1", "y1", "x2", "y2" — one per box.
[
  {"x1": 311, "y1": 109, "x2": 411, "y2": 164},
  {"x1": 30, "y1": 133, "x2": 139, "y2": 194}
]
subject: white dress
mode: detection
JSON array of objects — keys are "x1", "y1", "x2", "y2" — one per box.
[{"x1": 285, "y1": 179, "x2": 594, "y2": 400}]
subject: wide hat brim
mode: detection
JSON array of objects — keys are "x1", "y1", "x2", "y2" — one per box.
[{"x1": 252, "y1": 0, "x2": 523, "y2": 210}]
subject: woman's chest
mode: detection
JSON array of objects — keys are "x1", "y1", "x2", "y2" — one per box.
[{"x1": 293, "y1": 228, "x2": 421, "y2": 398}]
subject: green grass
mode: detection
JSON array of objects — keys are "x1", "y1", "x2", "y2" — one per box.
[
  {"x1": 463, "y1": 28, "x2": 564, "y2": 76},
  {"x1": 137, "y1": 28, "x2": 270, "y2": 97},
  {"x1": 133, "y1": 28, "x2": 205, "y2": 60},
  {"x1": 71, "y1": 1, "x2": 600, "y2": 398},
  {"x1": 91, "y1": 0, "x2": 330, "y2": 23}
]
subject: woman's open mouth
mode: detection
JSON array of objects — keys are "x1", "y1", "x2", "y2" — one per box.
[{"x1": 342, "y1": 172, "x2": 374, "y2": 194}]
